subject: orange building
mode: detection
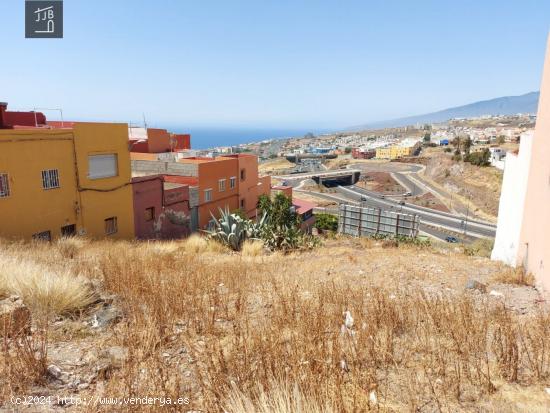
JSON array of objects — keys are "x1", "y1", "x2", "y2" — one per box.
[
  {"x1": 129, "y1": 127, "x2": 191, "y2": 153},
  {"x1": 177, "y1": 156, "x2": 239, "y2": 228},
  {"x1": 130, "y1": 151, "x2": 270, "y2": 229}
]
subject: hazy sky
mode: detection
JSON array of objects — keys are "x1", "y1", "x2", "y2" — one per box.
[{"x1": 1, "y1": 0, "x2": 549, "y2": 129}]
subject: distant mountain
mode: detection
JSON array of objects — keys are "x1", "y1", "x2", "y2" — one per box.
[{"x1": 349, "y1": 91, "x2": 539, "y2": 131}]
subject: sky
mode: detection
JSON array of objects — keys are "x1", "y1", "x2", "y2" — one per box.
[{"x1": 0, "y1": 0, "x2": 549, "y2": 130}]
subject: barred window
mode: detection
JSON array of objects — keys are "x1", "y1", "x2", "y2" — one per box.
[
  {"x1": 32, "y1": 230, "x2": 51, "y2": 241},
  {"x1": 104, "y1": 217, "x2": 118, "y2": 235},
  {"x1": 41, "y1": 169, "x2": 60, "y2": 190},
  {"x1": 0, "y1": 173, "x2": 10, "y2": 198}
]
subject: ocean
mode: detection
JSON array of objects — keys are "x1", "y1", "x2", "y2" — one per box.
[{"x1": 166, "y1": 126, "x2": 331, "y2": 149}]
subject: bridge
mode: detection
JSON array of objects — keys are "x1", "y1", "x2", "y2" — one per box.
[{"x1": 275, "y1": 169, "x2": 361, "y2": 186}]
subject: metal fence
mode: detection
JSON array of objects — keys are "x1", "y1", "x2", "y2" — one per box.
[{"x1": 338, "y1": 204, "x2": 420, "y2": 238}]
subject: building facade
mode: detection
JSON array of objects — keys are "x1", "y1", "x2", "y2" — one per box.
[
  {"x1": 0, "y1": 119, "x2": 135, "y2": 240},
  {"x1": 491, "y1": 37, "x2": 550, "y2": 290},
  {"x1": 132, "y1": 175, "x2": 191, "y2": 239}
]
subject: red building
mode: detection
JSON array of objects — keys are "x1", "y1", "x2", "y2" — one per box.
[
  {"x1": 352, "y1": 147, "x2": 376, "y2": 159},
  {"x1": 0, "y1": 102, "x2": 46, "y2": 128},
  {"x1": 132, "y1": 175, "x2": 191, "y2": 239}
]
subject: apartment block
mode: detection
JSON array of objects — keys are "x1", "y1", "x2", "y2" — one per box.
[
  {"x1": 376, "y1": 139, "x2": 421, "y2": 160},
  {"x1": 131, "y1": 153, "x2": 270, "y2": 230},
  {"x1": 0, "y1": 103, "x2": 135, "y2": 240}
]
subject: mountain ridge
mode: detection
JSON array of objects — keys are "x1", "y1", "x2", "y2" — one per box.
[{"x1": 348, "y1": 91, "x2": 539, "y2": 131}]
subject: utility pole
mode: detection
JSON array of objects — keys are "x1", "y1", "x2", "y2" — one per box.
[{"x1": 464, "y1": 192, "x2": 470, "y2": 235}]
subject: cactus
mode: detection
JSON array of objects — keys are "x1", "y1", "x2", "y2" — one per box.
[{"x1": 206, "y1": 208, "x2": 248, "y2": 251}]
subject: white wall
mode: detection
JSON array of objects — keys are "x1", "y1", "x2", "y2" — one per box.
[{"x1": 491, "y1": 136, "x2": 533, "y2": 265}]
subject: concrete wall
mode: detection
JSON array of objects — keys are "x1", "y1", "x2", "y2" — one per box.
[
  {"x1": 131, "y1": 160, "x2": 198, "y2": 176},
  {"x1": 517, "y1": 37, "x2": 550, "y2": 290},
  {"x1": 491, "y1": 137, "x2": 533, "y2": 265}
]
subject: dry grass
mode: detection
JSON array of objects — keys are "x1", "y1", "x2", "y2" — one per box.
[
  {"x1": 0, "y1": 250, "x2": 96, "y2": 316},
  {"x1": 0, "y1": 237, "x2": 549, "y2": 411},
  {"x1": 493, "y1": 267, "x2": 536, "y2": 286},
  {"x1": 223, "y1": 380, "x2": 335, "y2": 413},
  {"x1": 241, "y1": 240, "x2": 265, "y2": 257},
  {"x1": 181, "y1": 233, "x2": 227, "y2": 254}
]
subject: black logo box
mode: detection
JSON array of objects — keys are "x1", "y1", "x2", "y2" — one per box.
[{"x1": 25, "y1": 0, "x2": 63, "y2": 38}]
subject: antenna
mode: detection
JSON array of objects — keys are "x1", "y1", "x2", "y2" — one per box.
[{"x1": 142, "y1": 113, "x2": 148, "y2": 129}]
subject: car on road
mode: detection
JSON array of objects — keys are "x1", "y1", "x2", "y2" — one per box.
[
  {"x1": 360, "y1": 196, "x2": 368, "y2": 202},
  {"x1": 404, "y1": 191, "x2": 412, "y2": 196},
  {"x1": 445, "y1": 236, "x2": 459, "y2": 243},
  {"x1": 398, "y1": 200, "x2": 405, "y2": 205},
  {"x1": 380, "y1": 195, "x2": 385, "y2": 199}
]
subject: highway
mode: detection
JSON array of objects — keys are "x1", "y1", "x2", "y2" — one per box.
[
  {"x1": 276, "y1": 164, "x2": 496, "y2": 241},
  {"x1": 294, "y1": 184, "x2": 496, "y2": 241}
]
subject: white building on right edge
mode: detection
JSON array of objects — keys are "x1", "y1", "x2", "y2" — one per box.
[{"x1": 491, "y1": 37, "x2": 550, "y2": 291}]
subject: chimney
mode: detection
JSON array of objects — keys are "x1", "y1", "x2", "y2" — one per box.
[{"x1": 0, "y1": 102, "x2": 7, "y2": 129}]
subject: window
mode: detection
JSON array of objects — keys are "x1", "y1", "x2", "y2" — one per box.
[
  {"x1": 204, "y1": 189, "x2": 212, "y2": 202},
  {"x1": 0, "y1": 173, "x2": 10, "y2": 198},
  {"x1": 230, "y1": 176, "x2": 236, "y2": 189},
  {"x1": 33, "y1": 230, "x2": 51, "y2": 241},
  {"x1": 240, "y1": 168, "x2": 246, "y2": 181},
  {"x1": 104, "y1": 217, "x2": 118, "y2": 235},
  {"x1": 218, "y1": 179, "x2": 226, "y2": 192},
  {"x1": 88, "y1": 154, "x2": 118, "y2": 179},
  {"x1": 41, "y1": 169, "x2": 60, "y2": 189},
  {"x1": 144, "y1": 207, "x2": 155, "y2": 222},
  {"x1": 240, "y1": 198, "x2": 245, "y2": 209},
  {"x1": 61, "y1": 224, "x2": 76, "y2": 237}
]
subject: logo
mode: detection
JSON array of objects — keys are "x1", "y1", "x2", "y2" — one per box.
[{"x1": 25, "y1": 0, "x2": 63, "y2": 38}]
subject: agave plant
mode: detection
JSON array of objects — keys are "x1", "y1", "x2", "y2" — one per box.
[
  {"x1": 245, "y1": 211, "x2": 269, "y2": 239},
  {"x1": 206, "y1": 208, "x2": 248, "y2": 251}
]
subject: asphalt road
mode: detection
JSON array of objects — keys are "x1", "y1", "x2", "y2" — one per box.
[
  {"x1": 295, "y1": 184, "x2": 496, "y2": 241},
  {"x1": 338, "y1": 185, "x2": 496, "y2": 238}
]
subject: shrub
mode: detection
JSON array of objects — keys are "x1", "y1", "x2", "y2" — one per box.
[
  {"x1": 463, "y1": 238, "x2": 494, "y2": 257},
  {"x1": 464, "y1": 149, "x2": 491, "y2": 166},
  {"x1": 314, "y1": 213, "x2": 338, "y2": 232}
]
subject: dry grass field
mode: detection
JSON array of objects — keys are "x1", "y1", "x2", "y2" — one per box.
[
  {"x1": 1, "y1": 236, "x2": 550, "y2": 412},
  {"x1": 258, "y1": 158, "x2": 295, "y2": 175}
]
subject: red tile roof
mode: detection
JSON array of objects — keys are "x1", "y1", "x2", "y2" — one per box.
[{"x1": 292, "y1": 198, "x2": 316, "y2": 214}]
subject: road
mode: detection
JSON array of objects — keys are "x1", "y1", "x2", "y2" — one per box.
[
  {"x1": 275, "y1": 162, "x2": 496, "y2": 241},
  {"x1": 294, "y1": 184, "x2": 496, "y2": 241}
]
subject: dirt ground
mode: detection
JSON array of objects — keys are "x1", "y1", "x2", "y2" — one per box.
[
  {"x1": 356, "y1": 172, "x2": 402, "y2": 194},
  {"x1": 407, "y1": 192, "x2": 450, "y2": 212},
  {"x1": 422, "y1": 149, "x2": 504, "y2": 218}
]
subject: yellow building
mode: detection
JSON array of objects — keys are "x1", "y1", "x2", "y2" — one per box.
[
  {"x1": 376, "y1": 139, "x2": 421, "y2": 160},
  {"x1": 0, "y1": 123, "x2": 135, "y2": 240}
]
